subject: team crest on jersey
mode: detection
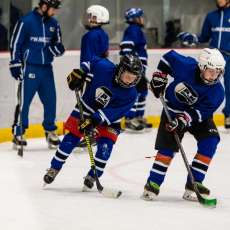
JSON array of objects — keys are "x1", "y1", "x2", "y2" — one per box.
[
  {"x1": 49, "y1": 27, "x2": 55, "y2": 32},
  {"x1": 175, "y1": 82, "x2": 198, "y2": 105},
  {"x1": 95, "y1": 86, "x2": 112, "y2": 108},
  {"x1": 28, "y1": 73, "x2": 36, "y2": 79}
]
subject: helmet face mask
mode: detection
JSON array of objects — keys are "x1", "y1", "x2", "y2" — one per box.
[
  {"x1": 198, "y1": 48, "x2": 226, "y2": 85},
  {"x1": 116, "y1": 55, "x2": 143, "y2": 88}
]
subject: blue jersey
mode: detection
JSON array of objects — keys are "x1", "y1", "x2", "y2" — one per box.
[
  {"x1": 158, "y1": 50, "x2": 224, "y2": 124},
  {"x1": 80, "y1": 27, "x2": 109, "y2": 65},
  {"x1": 120, "y1": 24, "x2": 148, "y2": 69},
  {"x1": 10, "y1": 8, "x2": 63, "y2": 65},
  {"x1": 199, "y1": 7, "x2": 230, "y2": 53},
  {"x1": 72, "y1": 57, "x2": 137, "y2": 125}
]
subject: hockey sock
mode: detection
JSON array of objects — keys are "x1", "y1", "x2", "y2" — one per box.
[
  {"x1": 51, "y1": 132, "x2": 80, "y2": 170},
  {"x1": 147, "y1": 149, "x2": 174, "y2": 186},
  {"x1": 88, "y1": 137, "x2": 114, "y2": 178},
  {"x1": 187, "y1": 136, "x2": 219, "y2": 183},
  {"x1": 135, "y1": 93, "x2": 147, "y2": 117}
]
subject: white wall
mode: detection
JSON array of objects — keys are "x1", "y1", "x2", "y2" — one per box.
[{"x1": 0, "y1": 49, "x2": 223, "y2": 129}]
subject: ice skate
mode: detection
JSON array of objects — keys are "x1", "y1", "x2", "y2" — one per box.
[
  {"x1": 224, "y1": 116, "x2": 230, "y2": 131},
  {"x1": 137, "y1": 117, "x2": 153, "y2": 131},
  {"x1": 45, "y1": 131, "x2": 60, "y2": 149},
  {"x1": 141, "y1": 182, "x2": 160, "y2": 201},
  {"x1": 82, "y1": 175, "x2": 95, "y2": 192},
  {"x1": 125, "y1": 118, "x2": 145, "y2": 133},
  {"x1": 183, "y1": 182, "x2": 210, "y2": 201},
  {"x1": 12, "y1": 135, "x2": 27, "y2": 150},
  {"x1": 43, "y1": 168, "x2": 60, "y2": 186}
]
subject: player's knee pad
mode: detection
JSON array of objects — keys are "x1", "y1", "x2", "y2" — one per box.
[
  {"x1": 197, "y1": 136, "x2": 220, "y2": 158},
  {"x1": 96, "y1": 137, "x2": 114, "y2": 161}
]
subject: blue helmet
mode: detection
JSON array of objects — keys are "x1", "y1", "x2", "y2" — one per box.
[{"x1": 125, "y1": 8, "x2": 144, "y2": 22}]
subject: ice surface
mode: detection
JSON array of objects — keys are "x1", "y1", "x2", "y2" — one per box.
[{"x1": 0, "y1": 128, "x2": 229, "y2": 230}]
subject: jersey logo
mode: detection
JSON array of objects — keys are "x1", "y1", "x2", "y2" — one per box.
[
  {"x1": 49, "y1": 27, "x2": 55, "y2": 32},
  {"x1": 175, "y1": 82, "x2": 198, "y2": 105},
  {"x1": 95, "y1": 86, "x2": 112, "y2": 109},
  {"x1": 28, "y1": 73, "x2": 36, "y2": 79}
]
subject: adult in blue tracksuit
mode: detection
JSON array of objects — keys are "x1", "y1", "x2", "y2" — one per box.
[
  {"x1": 9, "y1": 0, "x2": 65, "y2": 148},
  {"x1": 120, "y1": 8, "x2": 152, "y2": 132},
  {"x1": 178, "y1": 0, "x2": 230, "y2": 129},
  {"x1": 80, "y1": 5, "x2": 109, "y2": 81}
]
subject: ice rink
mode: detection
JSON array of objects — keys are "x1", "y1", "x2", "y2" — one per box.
[{"x1": 0, "y1": 128, "x2": 229, "y2": 230}]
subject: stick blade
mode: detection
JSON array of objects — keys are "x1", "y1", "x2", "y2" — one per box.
[
  {"x1": 198, "y1": 194, "x2": 217, "y2": 208},
  {"x1": 101, "y1": 188, "x2": 122, "y2": 199}
]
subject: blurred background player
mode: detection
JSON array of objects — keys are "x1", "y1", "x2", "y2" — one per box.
[
  {"x1": 78, "y1": 5, "x2": 109, "y2": 148},
  {"x1": 120, "y1": 8, "x2": 152, "y2": 132},
  {"x1": 177, "y1": 0, "x2": 230, "y2": 131},
  {"x1": 43, "y1": 54, "x2": 143, "y2": 189},
  {"x1": 142, "y1": 48, "x2": 225, "y2": 201},
  {"x1": 80, "y1": 4, "x2": 109, "y2": 65},
  {"x1": 9, "y1": 0, "x2": 65, "y2": 149}
]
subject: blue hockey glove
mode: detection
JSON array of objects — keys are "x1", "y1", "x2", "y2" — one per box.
[
  {"x1": 166, "y1": 113, "x2": 190, "y2": 133},
  {"x1": 9, "y1": 61, "x2": 23, "y2": 80},
  {"x1": 48, "y1": 43, "x2": 65, "y2": 57},
  {"x1": 150, "y1": 71, "x2": 168, "y2": 98},
  {"x1": 177, "y1": 32, "x2": 198, "y2": 46}
]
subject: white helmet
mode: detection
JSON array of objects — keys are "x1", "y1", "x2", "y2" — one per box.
[
  {"x1": 198, "y1": 48, "x2": 226, "y2": 84},
  {"x1": 86, "y1": 5, "x2": 109, "y2": 25}
]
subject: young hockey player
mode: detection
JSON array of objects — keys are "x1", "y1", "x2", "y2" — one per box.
[
  {"x1": 9, "y1": 0, "x2": 65, "y2": 149},
  {"x1": 80, "y1": 4, "x2": 109, "y2": 64},
  {"x1": 142, "y1": 48, "x2": 225, "y2": 201},
  {"x1": 120, "y1": 8, "x2": 152, "y2": 132},
  {"x1": 78, "y1": 5, "x2": 109, "y2": 148},
  {"x1": 178, "y1": 0, "x2": 230, "y2": 130},
  {"x1": 43, "y1": 54, "x2": 143, "y2": 190}
]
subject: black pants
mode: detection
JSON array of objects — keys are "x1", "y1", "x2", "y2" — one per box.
[{"x1": 155, "y1": 111, "x2": 220, "y2": 152}]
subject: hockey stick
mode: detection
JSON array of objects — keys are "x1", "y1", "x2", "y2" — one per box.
[
  {"x1": 159, "y1": 94, "x2": 217, "y2": 207},
  {"x1": 17, "y1": 81, "x2": 23, "y2": 157},
  {"x1": 75, "y1": 90, "x2": 122, "y2": 198}
]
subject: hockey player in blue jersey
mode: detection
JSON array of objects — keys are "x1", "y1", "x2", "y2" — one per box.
[
  {"x1": 9, "y1": 0, "x2": 65, "y2": 149},
  {"x1": 178, "y1": 0, "x2": 230, "y2": 130},
  {"x1": 120, "y1": 8, "x2": 152, "y2": 132},
  {"x1": 43, "y1": 54, "x2": 143, "y2": 189},
  {"x1": 142, "y1": 48, "x2": 225, "y2": 201},
  {"x1": 80, "y1": 5, "x2": 109, "y2": 64}
]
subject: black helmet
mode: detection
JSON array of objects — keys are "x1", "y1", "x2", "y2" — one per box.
[
  {"x1": 39, "y1": 0, "x2": 62, "y2": 9},
  {"x1": 116, "y1": 54, "x2": 143, "y2": 88}
]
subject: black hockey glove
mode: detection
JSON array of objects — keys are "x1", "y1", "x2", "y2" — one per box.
[
  {"x1": 166, "y1": 113, "x2": 190, "y2": 133},
  {"x1": 67, "y1": 69, "x2": 86, "y2": 90},
  {"x1": 9, "y1": 61, "x2": 23, "y2": 81},
  {"x1": 150, "y1": 72, "x2": 168, "y2": 98},
  {"x1": 79, "y1": 118, "x2": 98, "y2": 134}
]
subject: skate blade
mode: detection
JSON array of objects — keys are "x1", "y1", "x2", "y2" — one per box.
[
  {"x1": 82, "y1": 185, "x2": 92, "y2": 192},
  {"x1": 48, "y1": 144, "x2": 58, "y2": 149},
  {"x1": 183, "y1": 190, "x2": 202, "y2": 202},
  {"x1": 124, "y1": 129, "x2": 146, "y2": 134},
  {"x1": 141, "y1": 191, "x2": 157, "y2": 201}
]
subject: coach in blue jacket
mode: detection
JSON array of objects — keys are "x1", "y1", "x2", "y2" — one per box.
[
  {"x1": 178, "y1": 0, "x2": 230, "y2": 130},
  {"x1": 9, "y1": 0, "x2": 65, "y2": 149}
]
